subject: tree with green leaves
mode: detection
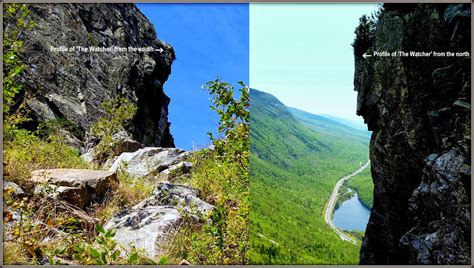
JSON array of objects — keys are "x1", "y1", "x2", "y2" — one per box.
[
  {"x1": 3, "y1": 4, "x2": 35, "y2": 139},
  {"x1": 352, "y1": 15, "x2": 375, "y2": 57},
  {"x1": 3, "y1": 3, "x2": 35, "y2": 108},
  {"x1": 166, "y1": 80, "x2": 250, "y2": 264},
  {"x1": 203, "y1": 79, "x2": 250, "y2": 170}
]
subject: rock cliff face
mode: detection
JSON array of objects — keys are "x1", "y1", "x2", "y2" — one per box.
[
  {"x1": 13, "y1": 4, "x2": 175, "y2": 148},
  {"x1": 354, "y1": 4, "x2": 470, "y2": 264}
]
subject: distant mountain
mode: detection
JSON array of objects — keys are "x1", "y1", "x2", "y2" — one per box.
[
  {"x1": 319, "y1": 114, "x2": 368, "y2": 131},
  {"x1": 288, "y1": 108, "x2": 371, "y2": 143},
  {"x1": 248, "y1": 88, "x2": 326, "y2": 168},
  {"x1": 249, "y1": 88, "x2": 369, "y2": 264}
]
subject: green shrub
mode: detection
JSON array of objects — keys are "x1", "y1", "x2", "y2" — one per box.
[
  {"x1": 3, "y1": 3, "x2": 35, "y2": 141},
  {"x1": 3, "y1": 3, "x2": 35, "y2": 111},
  {"x1": 3, "y1": 242, "x2": 30, "y2": 264},
  {"x1": 37, "y1": 118, "x2": 84, "y2": 141},
  {"x1": 204, "y1": 79, "x2": 249, "y2": 169},
  {"x1": 89, "y1": 96, "x2": 138, "y2": 162},
  {"x1": 352, "y1": 15, "x2": 375, "y2": 57},
  {"x1": 164, "y1": 80, "x2": 249, "y2": 264},
  {"x1": 352, "y1": 6, "x2": 383, "y2": 57},
  {"x1": 172, "y1": 154, "x2": 249, "y2": 264},
  {"x1": 67, "y1": 225, "x2": 157, "y2": 265}
]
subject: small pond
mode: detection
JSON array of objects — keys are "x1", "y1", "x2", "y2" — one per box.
[{"x1": 333, "y1": 193, "x2": 370, "y2": 232}]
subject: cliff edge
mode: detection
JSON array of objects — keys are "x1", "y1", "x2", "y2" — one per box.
[
  {"x1": 9, "y1": 3, "x2": 175, "y2": 148},
  {"x1": 354, "y1": 4, "x2": 470, "y2": 264}
]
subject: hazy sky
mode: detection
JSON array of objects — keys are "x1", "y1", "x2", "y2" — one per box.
[
  {"x1": 138, "y1": 4, "x2": 249, "y2": 150},
  {"x1": 250, "y1": 3, "x2": 379, "y2": 124}
]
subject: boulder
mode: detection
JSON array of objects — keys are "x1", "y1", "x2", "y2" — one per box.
[
  {"x1": 109, "y1": 147, "x2": 187, "y2": 178},
  {"x1": 31, "y1": 169, "x2": 117, "y2": 208},
  {"x1": 140, "y1": 182, "x2": 214, "y2": 216},
  {"x1": 36, "y1": 186, "x2": 91, "y2": 209},
  {"x1": 105, "y1": 206, "x2": 181, "y2": 258},
  {"x1": 81, "y1": 130, "x2": 144, "y2": 165},
  {"x1": 57, "y1": 129, "x2": 83, "y2": 150},
  {"x1": 161, "y1": 161, "x2": 193, "y2": 176},
  {"x1": 4, "y1": 180, "x2": 26, "y2": 198},
  {"x1": 160, "y1": 161, "x2": 193, "y2": 182},
  {"x1": 80, "y1": 152, "x2": 95, "y2": 164},
  {"x1": 112, "y1": 131, "x2": 145, "y2": 155},
  {"x1": 104, "y1": 182, "x2": 214, "y2": 258},
  {"x1": 102, "y1": 156, "x2": 118, "y2": 170}
]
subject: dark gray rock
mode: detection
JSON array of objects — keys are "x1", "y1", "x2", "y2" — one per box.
[
  {"x1": 141, "y1": 182, "x2": 214, "y2": 216},
  {"x1": 400, "y1": 149, "x2": 470, "y2": 264},
  {"x1": 7, "y1": 4, "x2": 175, "y2": 148},
  {"x1": 354, "y1": 3, "x2": 470, "y2": 264},
  {"x1": 111, "y1": 130, "x2": 144, "y2": 154}
]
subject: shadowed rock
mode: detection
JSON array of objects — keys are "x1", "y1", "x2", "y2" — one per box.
[
  {"x1": 6, "y1": 3, "x2": 175, "y2": 148},
  {"x1": 354, "y1": 3, "x2": 470, "y2": 264},
  {"x1": 4, "y1": 180, "x2": 26, "y2": 198}
]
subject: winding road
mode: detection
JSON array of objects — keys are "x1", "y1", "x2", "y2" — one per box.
[{"x1": 323, "y1": 160, "x2": 370, "y2": 245}]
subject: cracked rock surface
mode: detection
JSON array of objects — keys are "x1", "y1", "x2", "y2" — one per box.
[
  {"x1": 7, "y1": 4, "x2": 175, "y2": 148},
  {"x1": 105, "y1": 182, "x2": 214, "y2": 258},
  {"x1": 354, "y1": 3, "x2": 470, "y2": 264}
]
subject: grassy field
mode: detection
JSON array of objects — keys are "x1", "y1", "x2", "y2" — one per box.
[
  {"x1": 248, "y1": 89, "x2": 370, "y2": 264},
  {"x1": 346, "y1": 166, "x2": 373, "y2": 208}
]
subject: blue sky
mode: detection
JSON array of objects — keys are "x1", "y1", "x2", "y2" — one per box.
[
  {"x1": 250, "y1": 3, "x2": 379, "y2": 128},
  {"x1": 137, "y1": 3, "x2": 249, "y2": 150}
]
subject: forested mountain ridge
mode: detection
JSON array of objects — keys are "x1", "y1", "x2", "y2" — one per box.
[
  {"x1": 249, "y1": 88, "x2": 369, "y2": 264},
  {"x1": 288, "y1": 107, "x2": 371, "y2": 144}
]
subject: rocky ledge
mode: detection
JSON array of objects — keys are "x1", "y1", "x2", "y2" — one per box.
[{"x1": 22, "y1": 136, "x2": 210, "y2": 259}]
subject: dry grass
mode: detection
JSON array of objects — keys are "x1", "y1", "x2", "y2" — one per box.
[
  {"x1": 90, "y1": 171, "x2": 156, "y2": 223},
  {"x1": 3, "y1": 242, "x2": 31, "y2": 264},
  {"x1": 4, "y1": 129, "x2": 88, "y2": 189}
]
